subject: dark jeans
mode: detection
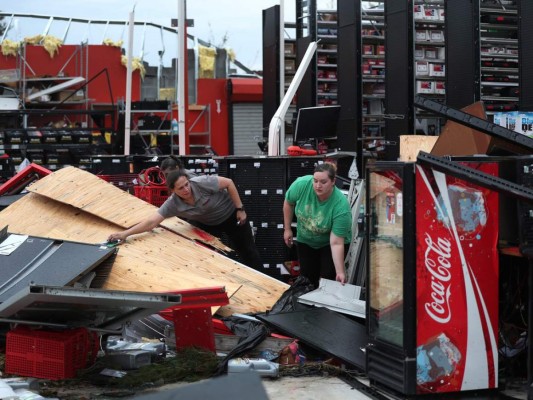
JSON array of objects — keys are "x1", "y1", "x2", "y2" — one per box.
[
  {"x1": 296, "y1": 242, "x2": 348, "y2": 288},
  {"x1": 198, "y1": 212, "x2": 263, "y2": 271}
]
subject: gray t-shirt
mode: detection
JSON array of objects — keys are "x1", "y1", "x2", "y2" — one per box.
[{"x1": 158, "y1": 175, "x2": 235, "y2": 225}]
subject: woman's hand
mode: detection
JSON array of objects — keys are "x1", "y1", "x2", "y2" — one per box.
[
  {"x1": 284, "y1": 229, "x2": 294, "y2": 248},
  {"x1": 108, "y1": 231, "x2": 128, "y2": 242},
  {"x1": 336, "y1": 271, "x2": 346, "y2": 285},
  {"x1": 236, "y1": 209, "x2": 247, "y2": 225}
]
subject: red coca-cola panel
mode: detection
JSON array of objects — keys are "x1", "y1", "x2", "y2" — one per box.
[{"x1": 415, "y1": 163, "x2": 499, "y2": 394}]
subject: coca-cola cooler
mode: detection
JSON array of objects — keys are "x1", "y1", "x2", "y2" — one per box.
[{"x1": 365, "y1": 160, "x2": 499, "y2": 395}]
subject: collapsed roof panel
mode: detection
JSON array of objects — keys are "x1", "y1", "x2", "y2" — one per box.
[
  {"x1": 0, "y1": 284, "x2": 183, "y2": 331},
  {"x1": 0, "y1": 169, "x2": 289, "y2": 316},
  {"x1": 26, "y1": 166, "x2": 229, "y2": 252},
  {"x1": 0, "y1": 234, "x2": 116, "y2": 303}
]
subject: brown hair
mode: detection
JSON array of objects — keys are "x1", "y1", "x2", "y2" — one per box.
[
  {"x1": 313, "y1": 162, "x2": 337, "y2": 180},
  {"x1": 160, "y1": 155, "x2": 184, "y2": 175},
  {"x1": 166, "y1": 170, "x2": 190, "y2": 191}
]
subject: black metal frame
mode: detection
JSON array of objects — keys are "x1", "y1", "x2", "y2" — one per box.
[
  {"x1": 414, "y1": 95, "x2": 533, "y2": 151},
  {"x1": 518, "y1": 0, "x2": 533, "y2": 110},
  {"x1": 337, "y1": 0, "x2": 362, "y2": 162},
  {"x1": 445, "y1": 0, "x2": 480, "y2": 109},
  {"x1": 384, "y1": 0, "x2": 414, "y2": 161},
  {"x1": 262, "y1": 5, "x2": 281, "y2": 138},
  {"x1": 365, "y1": 161, "x2": 417, "y2": 395}
]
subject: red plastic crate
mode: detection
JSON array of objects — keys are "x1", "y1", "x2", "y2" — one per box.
[
  {"x1": 5, "y1": 327, "x2": 96, "y2": 380},
  {"x1": 133, "y1": 185, "x2": 169, "y2": 207},
  {"x1": 97, "y1": 173, "x2": 137, "y2": 191}
]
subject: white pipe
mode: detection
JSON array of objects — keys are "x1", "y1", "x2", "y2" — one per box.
[
  {"x1": 268, "y1": 41, "x2": 317, "y2": 156},
  {"x1": 177, "y1": 0, "x2": 186, "y2": 155},
  {"x1": 124, "y1": 9, "x2": 135, "y2": 156}
]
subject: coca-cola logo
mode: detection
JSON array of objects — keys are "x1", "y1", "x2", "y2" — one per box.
[{"x1": 423, "y1": 233, "x2": 452, "y2": 324}]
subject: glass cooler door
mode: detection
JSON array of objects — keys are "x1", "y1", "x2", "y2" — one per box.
[{"x1": 366, "y1": 162, "x2": 417, "y2": 395}]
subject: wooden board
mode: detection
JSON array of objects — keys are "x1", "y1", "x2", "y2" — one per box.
[
  {"x1": 1, "y1": 193, "x2": 289, "y2": 316},
  {"x1": 26, "y1": 166, "x2": 229, "y2": 252},
  {"x1": 399, "y1": 135, "x2": 438, "y2": 162}
]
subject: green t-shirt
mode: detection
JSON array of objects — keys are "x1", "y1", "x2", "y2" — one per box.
[{"x1": 285, "y1": 175, "x2": 352, "y2": 249}]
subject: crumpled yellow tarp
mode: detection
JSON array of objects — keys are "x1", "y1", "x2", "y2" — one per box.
[
  {"x1": 103, "y1": 38, "x2": 124, "y2": 48},
  {"x1": 198, "y1": 45, "x2": 217, "y2": 79},
  {"x1": 121, "y1": 55, "x2": 146, "y2": 79},
  {"x1": 0, "y1": 39, "x2": 20, "y2": 57}
]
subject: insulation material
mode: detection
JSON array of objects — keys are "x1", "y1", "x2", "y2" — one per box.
[
  {"x1": 121, "y1": 55, "x2": 146, "y2": 79},
  {"x1": 103, "y1": 38, "x2": 124, "y2": 48},
  {"x1": 26, "y1": 166, "x2": 230, "y2": 252},
  {"x1": 1, "y1": 190, "x2": 288, "y2": 316},
  {"x1": 1, "y1": 39, "x2": 20, "y2": 57},
  {"x1": 42, "y1": 36, "x2": 63, "y2": 58},
  {"x1": 199, "y1": 45, "x2": 217, "y2": 79},
  {"x1": 22, "y1": 35, "x2": 63, "y2": 58},
  {"x1": 24, "y1": 35, "x2": 44, "y2": 45}
]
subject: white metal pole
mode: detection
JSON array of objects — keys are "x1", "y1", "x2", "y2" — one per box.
[
  {"x1": 124, "y1": 9, "x2": 135, "y2": 156},
  {"x1": 177, "y1": 0, "x2": 186, "y2": 155},
  {"x1": 268, "y1": 41, "x2": 317, "y2": 156},
  {"x1": 279, "y1": 0, "x2": 286, "y2": 155}
]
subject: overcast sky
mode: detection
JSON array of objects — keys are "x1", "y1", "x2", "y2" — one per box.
[{"x1": 0, "y1": 0, "x2": 336, "y2": 71}]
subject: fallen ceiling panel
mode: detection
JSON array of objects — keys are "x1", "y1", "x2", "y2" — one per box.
[
  {"x1": 0, "y1": 192, "x2": 288, "y2": 316},
  {"x1": 257, "y1": 307, "x2": 367, "y2": 370},
  {"x1": 0, "y1": 284, "x2": 182, "y2": 331},
  {"x1": 26, "y1": 166, "x2": 229, "y2": 252},
  {"x1": 0, "y1": 233, "x2": 116, "y2": 302}
]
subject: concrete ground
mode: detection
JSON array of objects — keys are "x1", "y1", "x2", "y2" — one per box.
[
  {"x1": 124, "y1": 375, "x2": 379, "y2": 400},
  {"x1": 262, "y1": 376, "x2": 376, "y2": 399}
]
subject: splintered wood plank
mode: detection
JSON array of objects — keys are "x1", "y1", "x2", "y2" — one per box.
[
  {"x1": 0, "y1": 193, "x2": 288, "y2": 316},
  {"x1": 26, "y1": 166, "x2": 228, "y2": 251}
]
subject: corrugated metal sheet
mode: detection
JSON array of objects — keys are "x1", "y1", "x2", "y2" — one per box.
[{"x1": 232, "y1": 103, "x2": 264, "y2": 156}]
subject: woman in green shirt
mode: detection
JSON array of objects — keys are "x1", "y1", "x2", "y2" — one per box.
[{"x1": 283, "y1": 162, "x2": 352, "y2": 288}]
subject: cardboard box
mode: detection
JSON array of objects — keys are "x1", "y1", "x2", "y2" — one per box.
[
  {"x1": 284, "y1": 42, "x2": 295, "y2": 55},
  {"x1": 414, "y1": 4, "x2": 424, "y2": 19},
  {"x1": 417, "y1": 80, "x2": 435, "y2": 94},
  {"x1": 430, "y1": 30, "x2": 444, "y2": 42},
  {"x1": 423, "y1": 7, "x2": 439, "y2": 20},
  {"x1": 363, "y1": 45, "x2": 374, "y2": 55},
  {"x1": 429, "y1": 63, "x2": 445, "y2": 77},
  {"x1": 56, "y1": 89, "x2": 85, "y2": 102},
  {"x1": 416, "y1": 61, "x2": 429, "y2": 76},
  {"x1": 285, "y1": 59, "x2": 296, "y2": 73},
  {"x1": 416, "y1": 30, "x2": 430, "y2": 41},
  {"x1": 435, "y1": 81, "x2": 446, "y2": 94},
  {"x1": 377, "y1": 45, "x2": 385, "y2": 55},
  {"x1": 424, "y1": 47, "x2": 438, "y2": 59}
]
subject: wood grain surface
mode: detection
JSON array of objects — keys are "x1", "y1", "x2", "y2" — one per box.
[
  {"x1": 26, "y1": 166, "x2": 230, "y2": 251},
  {"x1": 3, "y1": 170, "x2": 290, "y2": 316}
]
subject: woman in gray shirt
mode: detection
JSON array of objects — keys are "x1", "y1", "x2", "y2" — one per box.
[{"x1": 108, "y1": 170, "x2": 262, "y2": 270}]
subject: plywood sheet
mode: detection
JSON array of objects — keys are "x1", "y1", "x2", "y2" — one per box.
[
  {"x1": 399, "y1": 135, "x2": 438, "y2": 162},
  {"x1": 26, "y1": 166, "x2": 229, "y2": 251},
  {"x1": 1, "y1": 193, "x2": 289, "y2": 316}
]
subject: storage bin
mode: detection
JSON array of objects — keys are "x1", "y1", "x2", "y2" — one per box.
[{"x1": 5, "y1": 327, "x2": 97, "y2": 380}]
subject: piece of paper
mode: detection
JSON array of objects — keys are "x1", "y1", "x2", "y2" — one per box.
[
  {"x1": 298, "y1": 278, "x2": 366, "y2": 318},
  {"x1": 0, "y1": 234, "x2": 28, "y2": 256}
]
